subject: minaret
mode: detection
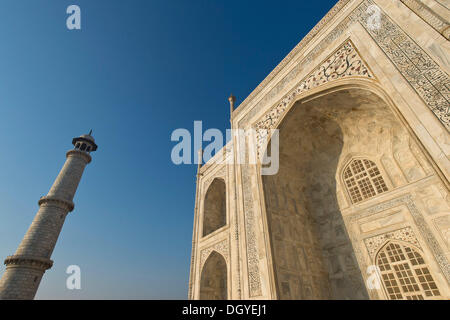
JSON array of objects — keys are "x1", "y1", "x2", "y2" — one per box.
[{"x1": 0, "y1": 132, "x2": 97, "y2": 300}]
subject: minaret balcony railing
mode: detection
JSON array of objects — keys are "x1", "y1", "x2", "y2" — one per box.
[
  {"x1": 38, "y1": 196, "x2": 75, "y2": 212},
  {"x1": 4, "y1": 255, "x2": 53, "y2": 271}
]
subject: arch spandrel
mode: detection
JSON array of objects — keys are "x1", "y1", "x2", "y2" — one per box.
[
  {"x1": 200, "y1": 239, "x2": 229, "y2": 270},
  {"x1": 364, "y1": 227, "x2": 423, "y2": 259},
  {"x1": 258, "y1": 85, "x2": 450, "y2": 299},
  {"x1": 253, "y1": 39, "x2": 376, "y2": 159},
  {"x1": 202, "y1": 167, "x2": 227, "y2": 192}
]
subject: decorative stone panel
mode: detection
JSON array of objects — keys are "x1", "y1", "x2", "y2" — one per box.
[
  {"x1": 347, "y1": 195, "x2": 450, "y2": 283},
  {"x1": 399, "y1": 0, "x2": 450, "y2": 39},
  {"x1": 200, "y1": 239, "x2": 229, "y2": 269},
  {"x1": 364, "y1": 227, "x2": 421, "y2": 258},
  {"x1": 357, "y1": 0, "x2": 450, "y2": 129},
  {"x1": 255, "y1": 40, "x2": 373, "y2": 131},
  {"x1": 203, "y1": 166, "x2": 227, "y2": 191},
  {"x1": 433, "y1": 215, "x2": 450, "y2": 249},
  {"x1": 254, "y1": 40, "x2": 373, "y2": 157},
  {"x1": 238, "y1": 0, "x2": 450, "y2": 131}
]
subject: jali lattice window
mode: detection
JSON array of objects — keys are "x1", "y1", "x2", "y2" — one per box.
[
  {"x1": 343, "y1": 159, "x2": 388, "y2": 203},
  {"x1": 376, "y1": 242, "x2": 441, "y2": 300}
]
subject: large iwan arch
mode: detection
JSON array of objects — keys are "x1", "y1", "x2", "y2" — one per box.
[{"x1": 259, "y1": 83, "x2": 448, "y2": 300}]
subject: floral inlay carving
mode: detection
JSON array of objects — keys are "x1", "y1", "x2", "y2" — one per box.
[
  {"x1": 200, "y1": 239, "x2": 229, "y2": 268},
  {"x1": 364, "y1": 227, "x2": 421, "y2": 258}
]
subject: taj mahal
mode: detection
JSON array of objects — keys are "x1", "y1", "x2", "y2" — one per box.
[
  {"x1": 0, "y1": 0, "x2": 449, "y2": 300},
  {"x1": 188, "y1": 0, "x2": 450, "y2": 300}
]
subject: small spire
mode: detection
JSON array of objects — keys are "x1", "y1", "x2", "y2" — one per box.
[
  {"x1": 197, "y1": 148, "x2": 203, "y2": 165},
  {"x1": 228, "y1": 94, "x2": 236, "y2": 119},
  {"x1": 197, "y1": 148, "x2": 203, "y2": 174},
  {"x1": 88, "y1": 129, "x2": 93, "y2": 136}
]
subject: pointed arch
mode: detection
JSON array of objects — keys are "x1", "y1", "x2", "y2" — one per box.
[
  {"x1": 375, "y1": 240, "x2": 441, "y2": 300},
  {"x1": 202, "y1": 178, "x2": 226, "y2": 237},
  {"x1": 257, "y1": 79, "x2": 392, "y2": 163},
  {"x1": 199, "y1": 251, "x2": 227, "y2": 300}
]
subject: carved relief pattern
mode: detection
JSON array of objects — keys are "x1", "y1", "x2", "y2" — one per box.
[
  {"x1": 399, "y1": 0, "x2": 449, "y2": 38},
  {"x1": 254, "y1": 40, "x2": 373, "y2": 156},
  {"x1": 433, "y1": 215, "x2": 450, "y2": 249},
  {"x1": 364, "y1": 227, "x2": 421, "y2": 258},
  {"x1": 436, "y1": 0, "x2": 450, "y2": 10},
  {"x1": 348, "y1": 195, "x2": 450, "y2": 282},
  {"x1": 343, "y1": 218, "x2": 381, "y2": 300},
  {"x1": 200, "y1": 239, "x2": 229, "y2": 269},
  {"x1": 234, "y1": 215, "x2": 242, "y2": 298},
  {"x1": 239, "y1": 0, "x2": 449, "y2": 131},
  {"x1": 242, "y1": 160, "x2": 262, "y2": 297},
  {"x1": 255, "y1": 40, "x2": 372, "y2": 131},
  {"x1": 358, "y1": 0, "x2": 450, "y2": 129}
]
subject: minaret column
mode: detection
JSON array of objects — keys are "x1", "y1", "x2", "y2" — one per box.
[{"x1": 0, "y1": 132, "x2": 97, "y2": 300}]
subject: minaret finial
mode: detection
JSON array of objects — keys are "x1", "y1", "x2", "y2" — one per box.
[
  {"x1": 197, "y1": 148, "x2": 203, "y2": 175},
  {"x1": 197, "y1": 148, "x2": 203, "y2": 165},
  {"x1": 228, "y1": 94, "x2": 236, "y2": 122},
  {"x1": 88, "y1": 129, "x2": 93, "y2": 136}
]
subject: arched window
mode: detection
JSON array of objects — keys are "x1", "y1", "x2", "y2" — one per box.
[
  {"x1": 202, "y1": 178, "x2": 226, "y2": 237},
  {"x1": 80, "y1": 143, "x2": 86, "y2": 151},
  {"x1": 376, "y1": 241, "x2": 441, "y2": 300},
  {"x1": 200, "y1": 251, "x2": 227, "y2": 300},
  {"x1": 343, "y1": 158, "x2": 388, "y2": 203}
]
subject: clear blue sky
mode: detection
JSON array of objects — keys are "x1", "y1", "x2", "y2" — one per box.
[{"x1": 0, "y1": 0, "x2": 336, "y2": 299}]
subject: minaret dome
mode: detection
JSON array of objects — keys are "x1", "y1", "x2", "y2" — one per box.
[{"x1": 72, "y1": 130, "x2": 98, "y2": 152}]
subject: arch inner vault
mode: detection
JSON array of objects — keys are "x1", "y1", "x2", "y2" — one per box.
[{"x1": 262, "y1": 88, "x2": 441, "y2": 299}]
